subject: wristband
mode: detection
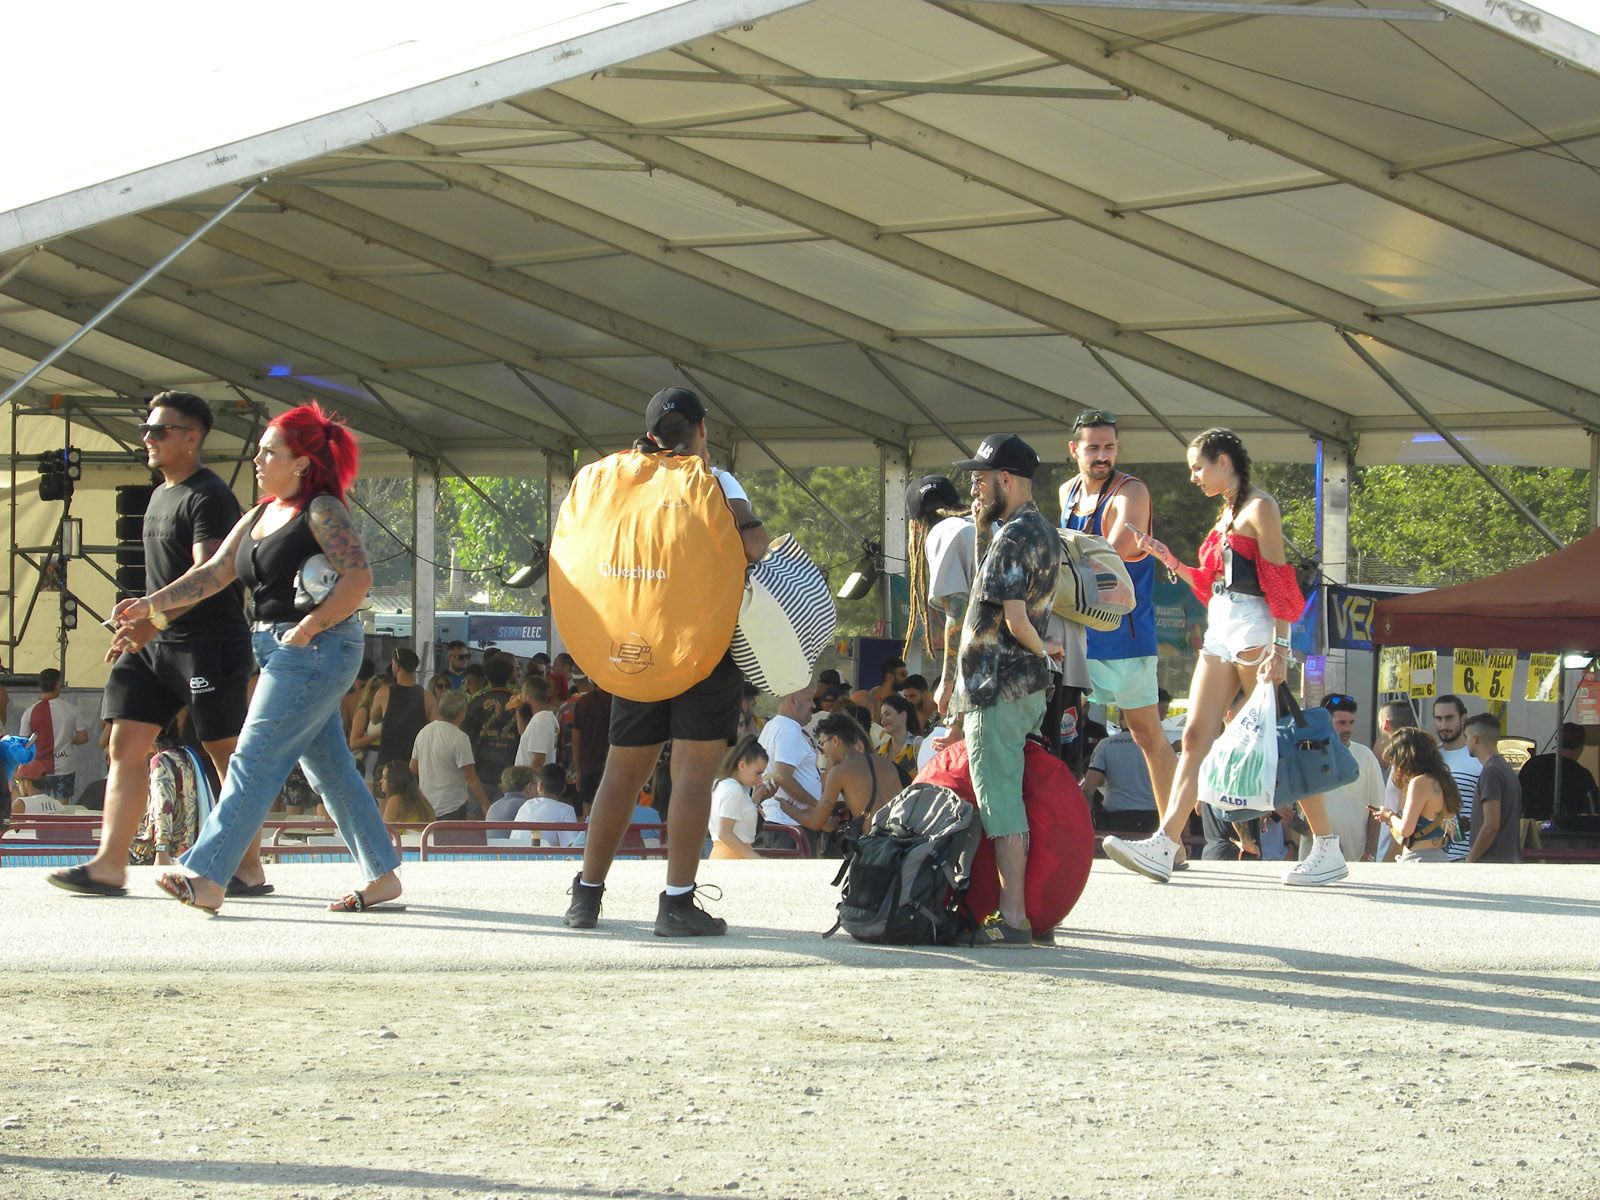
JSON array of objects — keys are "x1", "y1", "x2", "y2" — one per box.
[
  {"x1": 148, "y1": 607, "x2": 171, "y2": 631},
  {"x1": 1273, "y1": 636, "x2": 1291, "y2": 648}
]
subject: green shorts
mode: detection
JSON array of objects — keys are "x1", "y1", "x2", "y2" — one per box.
[
  {"x1": 1086, "y1": 655, "x2": 1160, "y2": 712},
  {"x1": 962, "y1": 691, "x2": 1047, "y2": 840}
]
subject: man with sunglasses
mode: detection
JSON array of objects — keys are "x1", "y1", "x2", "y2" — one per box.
[
  {"x1": 1296, "y1": 693, "x2": 1381, "y2": 863},
  {"x1": 1060, "y1": 410, "x2": 1177, "y2": 837},
  {"x1": 49, "y1": 391, "x2": 258, "y2": 898}
]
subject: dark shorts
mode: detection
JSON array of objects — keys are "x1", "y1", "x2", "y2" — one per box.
[
  {"x1": 609, "y1": 652, "x2": 742, "y2": 748},
  {"x1": 102, "y1": 631, "x2": 253, "y2": 743}
]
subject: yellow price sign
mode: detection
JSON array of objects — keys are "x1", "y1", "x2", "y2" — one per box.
[
  {"x1": 1378, "y1": 646, "x2": 1411, "y2": 694},
  {"x1": 1409, "y1": 650, "x2": 1437, "y2": 699},
  {"x1": 1453, "y1": 648, "x2": 1487, "y2": 697},
  {"x1": 1526, "y1": 653, "x2": 1560, "y2": 702},
  {"x1": 1485, "y1": 649, "x2": 1516, "y2": 702}
]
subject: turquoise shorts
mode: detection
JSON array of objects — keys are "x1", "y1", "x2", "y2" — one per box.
[
  {"x1": 962, "y1": 691, "x2": 1047, "y2": 840},
  {"x1": 1086, "y1": 655, "x2": 1160, "y2": 712}
]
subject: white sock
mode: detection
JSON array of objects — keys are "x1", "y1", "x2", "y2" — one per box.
[
  {"x1": 665, "y1": 883, "x2": 695, "y2": 897},
  {"x1": 578, "y1": 877, "x2": 604, "y2": 889}
]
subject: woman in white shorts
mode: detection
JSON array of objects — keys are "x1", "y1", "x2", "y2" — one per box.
[{"x1": 1101, "y1": 428, "x2": 1349, "y2": 888}]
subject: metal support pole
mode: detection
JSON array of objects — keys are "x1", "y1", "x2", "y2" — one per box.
[
  {"x1": 0, "y1": 182, "x2": 261, "y2": 410},
  {"x1": 861, "y1": 350, "x2": 972, "y2": 457},
  {"x1": 546, "y1": 459, "x2": 574, "y2": 662},
  {"x1": 1341, "y1": 331, "x2": 1564, "y2": 550},
  {"x1": 882, "y1": 445, "x2": 910, "y2": 639},
  {"x1": 412, "y1": 457, "x2": 438, "y2": 673},
  {"x1": 1084, "y1": 345, "x2": 1188, "y2": 450},
  {"x1": 1318, "y1": 439, "x2": 1352, "y2": 699},
  {"x1": 1589, "y1": 431, "x2": 1599, "y2": 530}
]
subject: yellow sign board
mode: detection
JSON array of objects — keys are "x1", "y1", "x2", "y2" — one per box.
[
  {"x1": 1409, "y1": 651, "x2": 1437, "y2": 699},
  {"x1": 1454, "y1": 648, "x2": 1517, "y2": 700},
  {"x1": 1378, "y1": 646, "x2": 1410, "y2": 694},
  {"x1": 1526, "y1": 653, "x2": 1560, "y2": 702},
  {"x1": 1485, "y1": 650, "x2": 1516, "y2": 702},
  {"x1": 1452, "y1": 648, "x2": 1486, "y2": 697}
]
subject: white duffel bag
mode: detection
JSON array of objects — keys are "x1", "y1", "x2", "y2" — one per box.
[{"x1": 730, "y1": 534, "x2": 837, "y2": 696}]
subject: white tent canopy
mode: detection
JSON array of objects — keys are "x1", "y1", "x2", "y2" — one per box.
[{"x1": 5, "y1": 0, "x2": 1600, "y2": 475}]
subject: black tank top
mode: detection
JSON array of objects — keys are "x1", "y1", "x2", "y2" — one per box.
[
  {"x1": 378, "y1": 684, "x2": 426, "y2": 765},
  {"x1": 235, "y1": 505, "x2": 323, "y2": 622}
]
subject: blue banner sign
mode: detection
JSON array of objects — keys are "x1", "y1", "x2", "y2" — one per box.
[
  {"x1": 1326, "y1": 585, "x2": 1385, "y2": 651},
  {"x1": 467, "y1": 614, "x2": 548, "y2": 645}
]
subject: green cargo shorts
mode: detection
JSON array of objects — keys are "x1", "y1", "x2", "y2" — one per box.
[{"x1": 962, "y1": 690, "x2": 1048, "y2": 839}]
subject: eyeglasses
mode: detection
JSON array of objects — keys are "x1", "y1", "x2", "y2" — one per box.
[
  {"x1": 138, "y1": 422, "x2": 200, "y2": 440},
  {"x1": 1322, "y1": 694, "x2": 1357, "y2": 712},
  {"x1": 1072, "y1": 410, "x2": 1118, "y2": 431}
]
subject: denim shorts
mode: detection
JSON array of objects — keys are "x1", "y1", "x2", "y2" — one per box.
[{"x1": 1201, "y1": 593, "x2": 1274, "y2": 665}]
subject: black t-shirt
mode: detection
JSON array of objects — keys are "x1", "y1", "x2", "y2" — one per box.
[
  {"x1": 1518, "y1": 754, "x2": 1600, "y2": 820},
  {"x1": 463, "y1": 687, "x2": 520, "y2": 773},
  {"x1": 143, "y1": 467, "x2": 247, "y2": 641}
]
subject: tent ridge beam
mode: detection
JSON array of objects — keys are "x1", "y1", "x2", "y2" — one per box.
[
  {"x1": 515, "y1": 90, "x2": 1347, "y2": 441},
  {"x1": 941, "y1": 1, "x2": 1600, "y2": 289},
  {"x1": 682, "y1": 33, "x2": 1600, "y2": 428},
  {"x1": 262, "y1": 183, "x2": 906, "y2": 447}
]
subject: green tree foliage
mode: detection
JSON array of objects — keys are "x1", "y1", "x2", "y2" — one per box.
[{"x1": 1349, "y1": 464, "x2": 1588, "y2": 584}]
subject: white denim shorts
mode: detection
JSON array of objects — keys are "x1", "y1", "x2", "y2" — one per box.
[{"x1": 1201, "y1": 591, "x2": 1275, "y2": 665}]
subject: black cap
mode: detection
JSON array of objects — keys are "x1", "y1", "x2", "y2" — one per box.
[
  {"x1": 645, "y1": 386, "x2": 707, "y2": 436},
  {"x1": 904, "y1": 474, "x2": 962, "y2": 522},
  {"x1": 952, "y1": 433, "x2": 1039, "y2": 478}
]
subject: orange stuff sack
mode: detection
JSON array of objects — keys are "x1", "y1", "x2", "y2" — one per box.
[{"x1": 549, "y1": 450, "x2": 746, "y2": 702}]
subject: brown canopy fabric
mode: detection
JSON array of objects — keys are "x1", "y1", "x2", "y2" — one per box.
[{"x1": 1372, "y1": 530, "x2": 1600, "y2": 653}]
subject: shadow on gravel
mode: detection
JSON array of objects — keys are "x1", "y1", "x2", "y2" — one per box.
[{"x1": 0, "y1": 1153, "x2": 731, "y2": 1198}]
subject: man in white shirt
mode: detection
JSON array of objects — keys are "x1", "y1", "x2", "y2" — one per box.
[
  {"x1": 759, "y1": 687, "x2": 824, "y2": 855},
  {"x1": 1299, "y1": 693, "x2": 1381, "y2": 863},
  {"x1": 1434, "y1": 694, "x2": 1482, "y2": 860},
  {"x1": 410, "y1": 689, "x2": 487, "y2": 821},
  {"x1": 19, "y1": 669, "x2": 90, "y2": 801},
  {"x1": 513, "y1": 763, "x2": 581, "y2": 848},
  {"x1": 514, "y1": 676, "x2": 560, "y2": 770}
]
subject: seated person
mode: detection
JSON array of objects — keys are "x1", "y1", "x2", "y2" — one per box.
[
  {"x1": 709, "y1": 735, "x2": 773, "y2": 860},
  {"x1": 511, "y1": 764, "x2": 580, "y2": 847},
  {"x1": 486, "y1": 765, "x2": 537, "y2": 824},
  {"x1": 876, "y1": 694, "x2": 922, "y2": 786},
  {"x1": 804, "y1": 712, "x2": 902, "y2": 835},
  {"x1": 375, "y1": 761, "x2": 435, "y2": 826}
]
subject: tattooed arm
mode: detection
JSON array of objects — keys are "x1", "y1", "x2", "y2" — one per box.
[
  {"x1": 283, "y1": 495, "x2": 373, "y2": 646},
  {"x1": 113, "y1": 507, "x2": 254, "y2": 632}
]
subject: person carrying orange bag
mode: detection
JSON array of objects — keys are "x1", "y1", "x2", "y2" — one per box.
[{"x1": 551, "y1": 387, "x2": 770, "y2": 937}]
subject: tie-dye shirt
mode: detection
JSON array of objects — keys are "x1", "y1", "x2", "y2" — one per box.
[{"x1": 952, "y1": 501, "x2": 1059, "y2": 713}]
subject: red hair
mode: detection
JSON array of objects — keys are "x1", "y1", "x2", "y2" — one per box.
[{"x1": 267, "y1": 402, "x2": 358, "y2": 510}]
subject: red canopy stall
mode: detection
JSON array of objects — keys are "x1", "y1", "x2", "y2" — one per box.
[{"x1": 1373, "y1": 531, "x2": 1600, "y2": 653}]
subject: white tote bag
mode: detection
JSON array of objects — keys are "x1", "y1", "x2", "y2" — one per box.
[
  {"x1": 1197, "y1": 679, "x2": 1279, "y2": 822},
  {"x1": 730, "y1": 534, "x2": 837, "y2": 696}
]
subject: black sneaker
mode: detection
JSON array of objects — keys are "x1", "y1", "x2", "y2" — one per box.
[
  {"x1": 564, "y1": 874, "x2": 605, "y2": 929},
  {"x1": 653, "y1": 884, "x2": 727, "y2": 938}
]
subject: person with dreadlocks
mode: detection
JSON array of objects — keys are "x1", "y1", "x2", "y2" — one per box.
[{"x1": 905, "y1": 473, "x2": 1088, "y2": 769}]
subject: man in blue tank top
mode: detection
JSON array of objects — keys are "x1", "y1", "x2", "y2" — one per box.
[{"x1": 1060, "y1": 411, "x2": 1177, "y2": 834}]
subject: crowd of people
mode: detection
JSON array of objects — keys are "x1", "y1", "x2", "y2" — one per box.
[{"x1": 12, "y1": 386, "x2": 1594, "y2": 943}]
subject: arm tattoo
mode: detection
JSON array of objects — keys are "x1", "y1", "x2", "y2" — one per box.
[
  {"x1": 152, "y1": 562, "x2": 227, "y2": 610},
  {"x1": 308, "y1": 496, "x2": 370, "y2": 574}
]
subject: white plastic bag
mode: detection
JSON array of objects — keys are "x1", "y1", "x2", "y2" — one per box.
[{"x1": 1198, "y1": 679, "x2": 1278, "y2": 821}]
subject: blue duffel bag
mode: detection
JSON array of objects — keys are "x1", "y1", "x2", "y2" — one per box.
[{"x1": 1275, "y1": 686, "x2": 1359, "y2": 806}]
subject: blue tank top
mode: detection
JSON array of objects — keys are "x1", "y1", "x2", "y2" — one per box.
[{"x1": 1063, "y1": 475, "x2": 1157, "y2": 661}]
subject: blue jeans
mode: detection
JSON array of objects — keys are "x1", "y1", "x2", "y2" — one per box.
[{"x1": 182, "y1": 617, "x2": 400, "y2": 887}]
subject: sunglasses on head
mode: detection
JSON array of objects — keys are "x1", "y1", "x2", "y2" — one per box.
[
  {"x1": 1322, "y1": 693, "x2": 1357, "y2": 712},
  {"x1": 1072, "y1": 410, "x2": 1117, "y2": 432},
  {"x1": 138, "y1": 422, "x2": 199, "y2": 440}
]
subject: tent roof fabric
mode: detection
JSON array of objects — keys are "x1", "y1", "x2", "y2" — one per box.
[
  {"x1": 1372, "y1": 529, "x2": 1600, "y2": 652},
  {"x1": 5, "y1": 0, "x2": 1600, "y2": 471}
]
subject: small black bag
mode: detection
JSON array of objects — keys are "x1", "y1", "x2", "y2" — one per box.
[{"x1": 826, "y1": 782, "x2": 982, "y2": 945}]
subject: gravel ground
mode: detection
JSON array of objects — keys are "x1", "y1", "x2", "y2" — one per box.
[{"x1": 2, "y1": 862, "x2": 1598, "y2": 1199}]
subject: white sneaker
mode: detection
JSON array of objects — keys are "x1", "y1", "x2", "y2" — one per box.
[
  {"x1": 1102, "y1": 833, "x2": 1177, "y2": 883},
  {"x1": 1283, "y1": 835, "x2": 1348, "y2": 887}
]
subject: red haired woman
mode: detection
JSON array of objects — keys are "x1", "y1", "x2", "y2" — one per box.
[{"x1": 116, "y1": 403, "x2": 403, "y2": 914}]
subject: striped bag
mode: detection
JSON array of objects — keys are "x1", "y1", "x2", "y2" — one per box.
[{"x1": 731, "y1": 534, "x2": 837, "y2": 696}]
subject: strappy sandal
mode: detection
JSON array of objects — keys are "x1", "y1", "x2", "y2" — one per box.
[
  {"x1": 328, "y1": 888, "x2": 406, "y2": 913},
  {"x1": 156, "y1": 872, "x2": 221, "y2": 916}
]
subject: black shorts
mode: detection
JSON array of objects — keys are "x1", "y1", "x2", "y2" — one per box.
[
  {"x1": 609, "y1": 652, "x2": 742, "y2": 748},
  {"x1": 102, "y1": 631, "x2": 253, "y2": 743}
]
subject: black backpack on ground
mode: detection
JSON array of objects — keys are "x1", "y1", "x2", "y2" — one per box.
[{"x1": 826, "y1": 781, "x2": 983, "y2": 945}]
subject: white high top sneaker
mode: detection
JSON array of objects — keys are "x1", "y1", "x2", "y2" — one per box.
[
  {"x1": 1101, "y1": 832, "x2": 1178, "y2": 883},
  {"x1": 1283, "y1": 834, "x2": 1349, "y2": 886}
]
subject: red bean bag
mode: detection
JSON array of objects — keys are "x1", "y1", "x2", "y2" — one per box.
[{"x1": 915, "y1": 739, "x2": 1095, "y2": 938}]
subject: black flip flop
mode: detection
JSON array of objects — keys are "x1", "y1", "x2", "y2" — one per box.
[
  {"x1": 46, "y1": 866, "x2": 128, "y2": 898},
  {"x1": 226, "y1": 877, "x2": 276, "y2": 898},
  {"x1": 329, "y1": 889, "x2": 406, "y2": 913}
]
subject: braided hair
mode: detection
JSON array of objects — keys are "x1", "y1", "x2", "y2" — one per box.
[
  {"x1": 1189, "y1": 427, "x2": 1252, "y2": 509},
  {"x1": 904, "y1": 499, "x2": 973, "y2": 659}
]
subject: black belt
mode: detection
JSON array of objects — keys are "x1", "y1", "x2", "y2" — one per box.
[{"x1": 1211, "y1": 582, "x2": 1264, "y2": 598}]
